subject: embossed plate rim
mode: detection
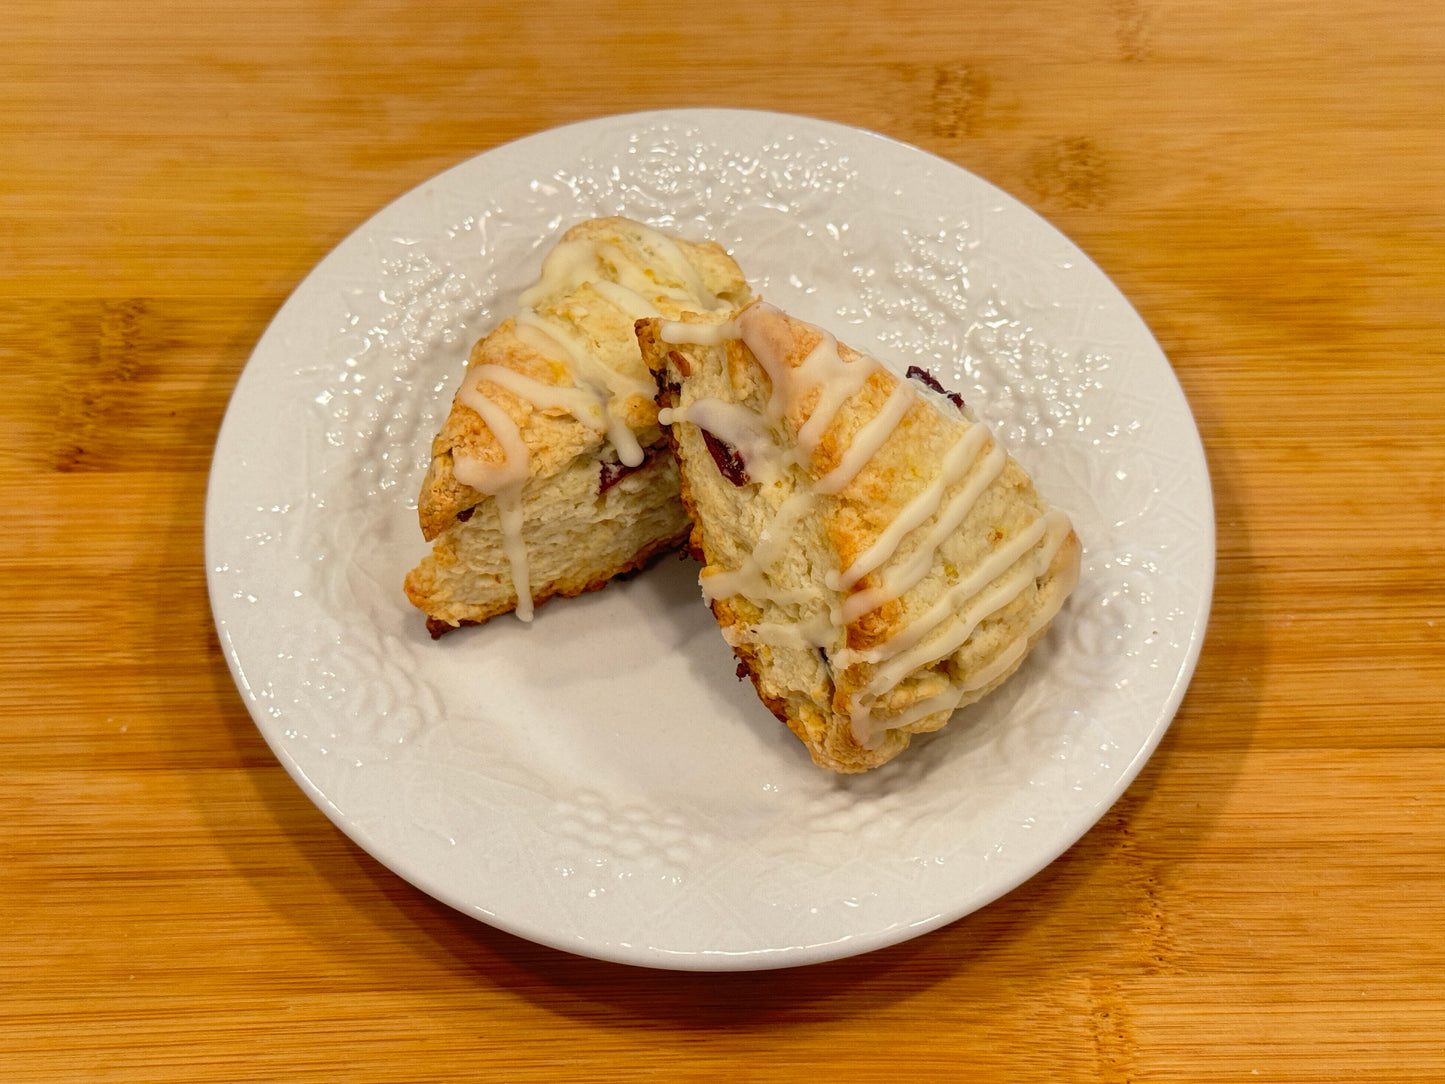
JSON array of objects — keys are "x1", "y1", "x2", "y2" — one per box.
[{"x1": 206, "y1": 108, "x2": 1214, "y2": 971}]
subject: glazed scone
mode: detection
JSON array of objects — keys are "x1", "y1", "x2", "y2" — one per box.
[
  {"x1": 406, "y1": 217, "x2": 752, "y2": 637},
  {"x1": 638, "y1": 301, "x2": 1081, "y2": 772}
]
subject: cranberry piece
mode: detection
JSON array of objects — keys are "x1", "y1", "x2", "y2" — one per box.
[
  {"x1": 906, "y1": 365, "x2": 966, "y2": 411},
  {"x1": 703, "y1": 430, "x2": 750, "y2": 486},
  {"x1": 598, "y1": 456, "x2": 647, "y2": 494}
]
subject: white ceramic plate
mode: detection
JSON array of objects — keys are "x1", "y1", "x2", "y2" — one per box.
[{"x1": 206, "y1": 109, "x2": 1213, "y2": 970}]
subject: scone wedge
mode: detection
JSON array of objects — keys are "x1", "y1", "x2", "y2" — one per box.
[
  {"x1": 406, "y1": 217, "x2": 752, "y2": 636},
  {"x1": 638, "y1": 301, "x2": 1081, "y2": 772}
]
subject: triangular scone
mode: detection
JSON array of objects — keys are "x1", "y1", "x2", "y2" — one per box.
[
  {"x1": 637, "y1": 301, "x2": 1081, "y2": 772},
  {"x1": 405, "y1": 217, "x2": 752, "y2": 637}
]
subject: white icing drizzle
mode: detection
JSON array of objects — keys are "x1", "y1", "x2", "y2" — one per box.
[
  {"x1": 641, "y1": 235, "x2": 721, "y2": 309},
  {"x1": 834, "y1": 442, "x2": 1006, "y2": 625},
  {"x1": 868, "y1": 684, "x2": 967, "y2": 735},
  {"x1": 492, "y1": 487, "x2": 533, "y2": 622},
  {"x1": 516, "y1": 231, "x2": 719, "y2": 312},
  {"x1": 512, "y1": 309, "x2": 656, "y2": 407},
  {"x1": 735, "y1": 612, "x2": 836, "y2": 654},
  {"x1": 812, "y1": 381, "x2": 916, "y2": 495},
  {"x1": 700, "y1": 572, "x2": 818, "y2": 607},
  {"x1": 448, "y1": 220, "x2": 733, "y2": 621},
  {"x1": 841, "y1": 509, "x2": 1073, "y2": 678},
  {"x1": 508, "y1": 312, "x2": 648, "y2": 471},
  {"x1": 462, "y1": 363, "x2": 607, "y2": 431},
  {"x1": 659, "y1": 317, "x2": 739, "y2": 347},
  {"x1": 449, "y1": 392, "x2": 532, "y2": 622},
  {"x1": 450, "y1": 392, "x2": 529, "y2": 495},
  {"x1": 666, "y1": 301, "x2": 1073, "y2": 750},
  {"x1": 750, "y1": 490, "x2": 813, "y2": 571},
  {"x1": 660, "y1": 397, "x2": 781, "y2": 486},
  {"x1": 842, "y1": 509, "x2": 1074, "y2": 747},
  {"x1": 793, "y1": 333, "x2": 874, "y2": 462},
  {"x1": 831, "y1": 424, "x2": 992, "y2": 593},
  {"x1": 700, "y1": 492, "x2": 816, "y2": 607},
  {"x1": 590, "y1": 278, "x2": 663, "y2": 319},
  {"x1": 516, "y1": 239, "x2": 597, "y2": 310}
]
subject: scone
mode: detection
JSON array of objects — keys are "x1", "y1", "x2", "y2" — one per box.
[
  {"x1": 406, "y1": 217, "x2": 752, "y2": 637},
  {"x1": 637, "y1": 300, "x2": 1081, "y2": 772}
]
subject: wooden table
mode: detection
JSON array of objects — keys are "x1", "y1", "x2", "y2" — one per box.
[{"x1": 5, "y1": 1, "x2": 1443, "y2": 1079}]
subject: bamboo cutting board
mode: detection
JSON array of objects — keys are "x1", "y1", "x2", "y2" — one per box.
[{"x1": 3, "y1": 1, "x2": 1444, "y2": 1080}]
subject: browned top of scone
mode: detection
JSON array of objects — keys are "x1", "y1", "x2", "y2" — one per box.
[{"x1": 417, "y1": 217, "x2": 753, "y2": 541}]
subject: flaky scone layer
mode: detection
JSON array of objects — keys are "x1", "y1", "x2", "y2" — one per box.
[{"x1": 404, "y1": 451, "x2": 690, "y2": 637}]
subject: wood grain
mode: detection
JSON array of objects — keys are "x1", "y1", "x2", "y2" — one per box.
[{"x1": 3, "y1": 0, "x2": 1443, "y2": 1080}]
